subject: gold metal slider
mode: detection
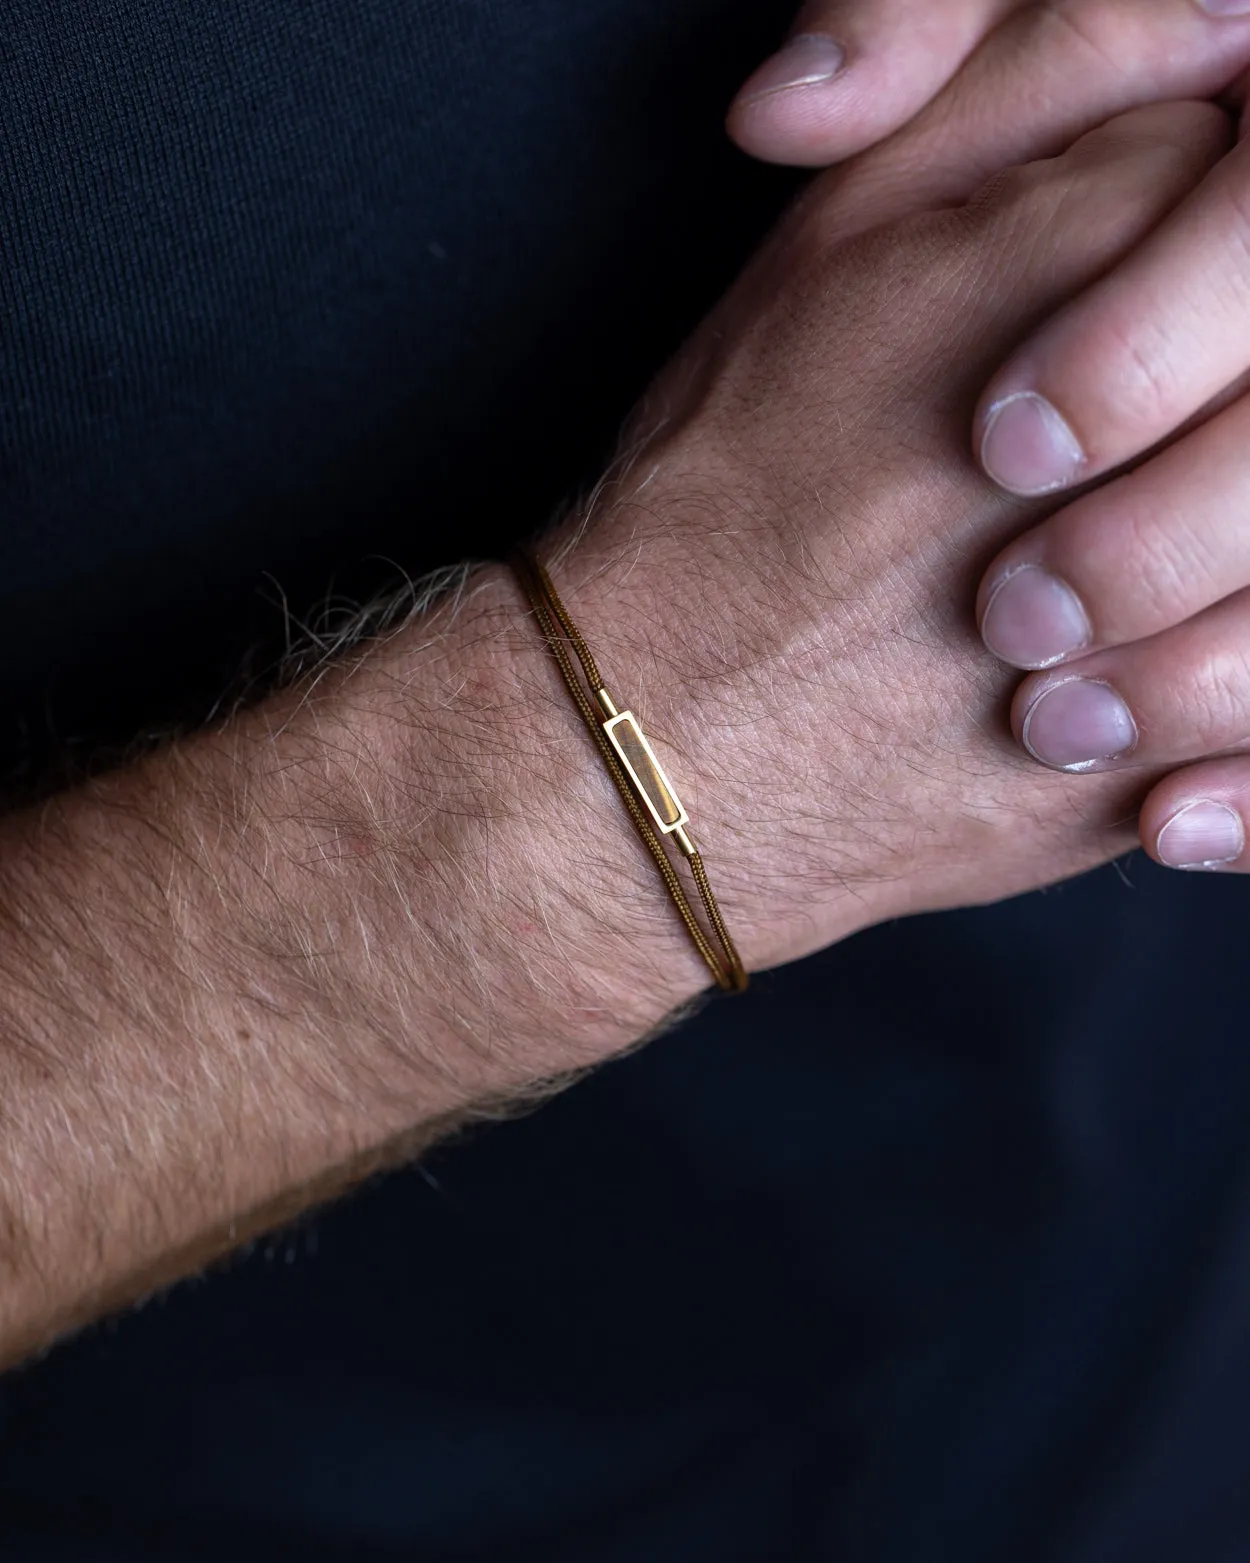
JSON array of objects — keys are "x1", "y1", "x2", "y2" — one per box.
[{"x1": 599, "y1": 697, "x2": 695, "y2": 858}]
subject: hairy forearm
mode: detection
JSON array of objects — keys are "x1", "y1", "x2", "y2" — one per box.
[{"x1": 0, "y1": 560, "x2": 713, "y2": 1368}]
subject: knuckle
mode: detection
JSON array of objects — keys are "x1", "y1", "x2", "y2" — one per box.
[
  {"x1": 1189, "y1": 645, "x2": 1250, "y2": 747},
  {"x1": 1092, "y1": 504, "x2": 1214, "y2": 628},
  {"x1": 961, "y1": 163, "x2": 1077, "y2": 271},
  {"x1": 967, "y1": 143, "x2": 1144, "y2": 247},
  {"x1": 1093, "y1": 310, "x2": 1183, "y2": 432},
  {"x1": 1030, "y1": 0, "x2": 1192, "y2": 91},
  {"x1": 966, "y1": 161, "x2": 1052, "y2": 221},
  {"x1": 1035, "y1": 0, "x2": 1126, "y2": 71}
]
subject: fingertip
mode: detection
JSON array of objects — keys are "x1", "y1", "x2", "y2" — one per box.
[
  {"x1": 727, "y1": 0, "x2": 1014, "y2": 169},
  {"x1": 978, "y1": 562, "x2": 1092, "y2": 670},
  {"x1": 727, "y1": 34, "x2": 857, "y2": 168},
  {"x1": 977, "y1": 391, "x2": 1087, "y2": 498},
  {"x1": 1141, "y1": 762, "x2": 1250, "y2": 872},
  {"x1": 732, "y1": 33, "x2": 847, "y2": 107},
  {"x1": 1151, "y1": 798, "x2": 1247, "y2": 871}
]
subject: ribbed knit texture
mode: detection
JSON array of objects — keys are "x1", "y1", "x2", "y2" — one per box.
[{"x1": 0, "y1": 0, "x2": 789, "y2": 779}]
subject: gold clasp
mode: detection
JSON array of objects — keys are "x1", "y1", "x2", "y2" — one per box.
[{"x1": 596, "y1": 689, "x2": 695, "y2": 857}]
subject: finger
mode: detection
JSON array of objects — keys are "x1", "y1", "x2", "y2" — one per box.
[
  {"x1": 1142, "y1": 758, "x2": 1250, "y2": 872},
  {"x1": 726, "y1": 0, "x2": 1018, "y2": 169},
  {"x1": 976, "y1": 127, "x2": 1250, "y2": 498},
  {"x1": 627, "y1": 102, "x2": 1224, "y2": 457},
  {"x1": 977, "y1": 388, "x2": 1250, "y2": 671},
  {"x1": 1010, "y1": 586, "x2": 1250, "y2": 774},
  {"x1": 820, "y1": 0, "x2": 1250, "y2": 235}
]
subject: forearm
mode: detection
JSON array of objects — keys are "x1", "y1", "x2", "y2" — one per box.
[{"x1": 0, "y1": 559, "x2": 714, "y2": 1368}]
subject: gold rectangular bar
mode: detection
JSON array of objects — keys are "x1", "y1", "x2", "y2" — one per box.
[{"x1": 603, "y1": 711, "x2": 689, "y2": 835}]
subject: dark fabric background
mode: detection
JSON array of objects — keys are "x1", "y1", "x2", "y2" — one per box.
[
  {"x1": 0, "y1": 0, "x2": 793, "y2": 781},
  {"x1": 0, "y1": 3, "x2": 1247, "y2": 1560}
]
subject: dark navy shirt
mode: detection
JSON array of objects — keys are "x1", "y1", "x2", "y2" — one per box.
[{"x1": 0, "y1": 5, "x2": 1247, "y2": 1561}]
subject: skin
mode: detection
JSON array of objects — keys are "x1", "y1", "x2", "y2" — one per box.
[
  {"x1": 0, "y1": 570, "x2": 716, "y2": 1368},
  {"x1": 730, "y1": 0, "x2": 1250, "y2": 872},
  {"x1": 0, "y1": 79, "x2": 1232, "y2": 1369},
  {"x1": 973, "y1": 64, "x2": 1250, "y2": 874},
  {"x1": 728, "y1": 0, "x2": 1250, "y2": 167}
]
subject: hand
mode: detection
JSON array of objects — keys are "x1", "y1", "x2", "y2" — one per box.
[
  {"x1": 727, "y1": 0, "x2": 1250, "y2": 877},
  {"x1": 534, "y1": 95, "x2": 1229, "y2": 977},
  {"x1": 967, "y1": 66, "x2": 1250, "y2": 875},
  {"x1": 727, "y1": 0, "x2": 1250, "y2": 169}
]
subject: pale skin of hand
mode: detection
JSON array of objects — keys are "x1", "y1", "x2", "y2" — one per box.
[
  {"x1": 0, "y1": 33, "x2": 1230, "y2": 1366},
  {"x1": 732, "y1": 0, "x2": 1250, "y2": 872},
  {"x1": 728, "y1": 0, "x2": 1250, "y2": 168}
]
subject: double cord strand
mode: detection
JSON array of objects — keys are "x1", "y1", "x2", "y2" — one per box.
[{"x1": 510, "y1": 549, "x2": 748, "y2": 994}]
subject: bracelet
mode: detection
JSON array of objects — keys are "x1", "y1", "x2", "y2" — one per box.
[{"x1": 510, "y1": 547, "x2": 748, "y2": 994}]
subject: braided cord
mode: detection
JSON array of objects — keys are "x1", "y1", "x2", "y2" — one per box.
[{"x1": 510, "y1": 548, "x2": 747, "y2": 995}]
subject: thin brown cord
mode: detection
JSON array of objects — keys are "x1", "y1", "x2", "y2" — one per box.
[{"x1": 510, "y1": 548, "x2": 748, "y2": 994}]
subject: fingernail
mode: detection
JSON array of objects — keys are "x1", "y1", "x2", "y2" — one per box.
[
  {"x1": 981, "y1": 566, "x2": 1091, "y2": 669},
  {"x1": 1156, "y1": 800, "x2": 1245, "y2": 870},
  {"x1": 1021, "y1": 678, "x2": 1138, "y2": 772},
  {"x1": 735, "y1": 35, "x2": 846, "y2": 104},
  {"x1": 980, "y1": 393, "x2": 1085, "y2": 497},
  {"x1": 1196, "y1": 0, "x2": 1250, "y2": 17}
]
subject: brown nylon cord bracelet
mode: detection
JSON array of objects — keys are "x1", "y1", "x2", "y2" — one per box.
[{"x1": 510, "y1": 548, "x2": 748, "y2": 995}]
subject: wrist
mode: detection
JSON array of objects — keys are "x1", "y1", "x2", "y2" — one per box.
[
  {"x1": 519, "y1": 505, "x2": 894, "y2": 979},
  {"x1": 0, "y1": 556, "x2": 719, "y2": 1366},
  {"x1": 364, "y1": 561, "x2": 715, "y2": 1095}
]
